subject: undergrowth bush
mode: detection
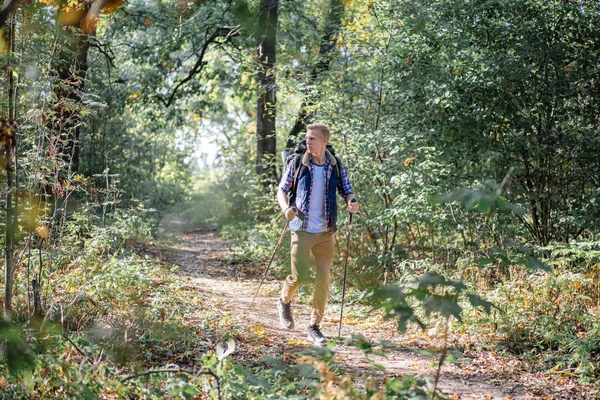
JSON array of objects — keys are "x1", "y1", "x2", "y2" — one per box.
[{"x1": 211, "y1": 167, "x2": 600, "y2": 390}]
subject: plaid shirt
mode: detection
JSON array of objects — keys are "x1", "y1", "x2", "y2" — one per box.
[{"x1": 279, "y1": 154, "x2": 354, "y2": 232}]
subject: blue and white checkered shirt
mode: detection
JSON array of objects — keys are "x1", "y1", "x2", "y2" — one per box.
[{"x1": 279, "y1": 154, "x2": 354, "y2": 232}]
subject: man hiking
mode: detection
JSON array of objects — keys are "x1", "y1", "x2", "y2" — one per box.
[{"x1": 276, "y1": 123, "x2": 359, "y2": 346}]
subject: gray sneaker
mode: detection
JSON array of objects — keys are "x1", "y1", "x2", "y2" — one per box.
[
  {"x1": 277, "y1": 299, "x2": 294, "y2": 329},
  {"x1": 307, "y1": 324, "x2": 327, "y2": 346}
]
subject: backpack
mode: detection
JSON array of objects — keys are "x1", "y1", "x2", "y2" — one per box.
[{"x1": 284, "y1": 140, "x2": 342, "y2": 204}]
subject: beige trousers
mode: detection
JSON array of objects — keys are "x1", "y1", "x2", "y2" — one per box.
[{"x1": 281, "y1": 231, "x2": 335, "y2": 325}]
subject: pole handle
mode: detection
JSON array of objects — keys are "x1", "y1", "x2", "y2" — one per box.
[{"x1": 348, "y1": 198, "x2": 357, "y2": 217}]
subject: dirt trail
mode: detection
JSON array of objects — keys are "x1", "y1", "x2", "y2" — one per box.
[{"x1": 154, "y1": 231, "x2": 584, "y2": 400}]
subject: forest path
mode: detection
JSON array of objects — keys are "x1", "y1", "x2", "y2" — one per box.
[{"x1": 150, "y1": 231, "x2": 580, "y2": 400}]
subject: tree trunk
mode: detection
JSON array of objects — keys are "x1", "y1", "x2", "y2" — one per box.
[
  {"x1": 3, "y1": 10, "x2": 16, "y2": 317},
  {"x1": 32, "y1": 279, "x2": 42, "y2": 318},
  {"x1": 44, "y1": 9, "x2": 97, "y2": 231},
  {"x1": 256, "y1": 0, "x2": 278, "y2": 180},
  {"x1": 0, "y1": 0, "x2": 19, "y2": 30},
  {"x1": 52, "y1": 25, "x2": 91, "y2": 175},
  {"x1": 285, "y1": 0, "x2": 344, "y2": 150}
]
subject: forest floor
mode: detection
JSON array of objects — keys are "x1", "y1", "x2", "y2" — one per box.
[{"x1": 142, "y1": 230, "x2": 592, "y2": 400}]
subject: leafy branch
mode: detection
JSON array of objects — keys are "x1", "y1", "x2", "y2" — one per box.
[
  {"x1": 122, "y1": 367, "x2": 221, "y2": 398},
  {"x1": 157, "y1": 26, "x2": 241, "y2": 108}
]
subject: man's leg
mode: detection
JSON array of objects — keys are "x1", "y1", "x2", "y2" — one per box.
[
  {"x1": 309, "y1": 232, "x2": 334, "y2": 325},
  {"x1": 307, "y1": 232, "x2": 334, "y2": 345},
  {"x1": 279, "y1": 231, "x2": 312, "y2": 329},
  {"x1": 281, "y1": 231, "x2": 312, "y2": 302}
]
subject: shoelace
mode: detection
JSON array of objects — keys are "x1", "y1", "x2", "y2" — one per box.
[
  {"x1": 309, "y1": 325, "x2": 324, "y2": 339},
  {"x1": 282, "y1": 302, "x2": 293, "y2": 320}
]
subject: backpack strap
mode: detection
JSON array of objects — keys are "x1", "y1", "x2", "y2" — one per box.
[
  {"x1": 333, "y1": 155, "x2": 342, "y2": 183},
  {"x1": 288, "y1": 153, "x2": 304, "y2": 205},
  {"x1": 289, "y1": 153, "x2": 343, "y2": 202}
]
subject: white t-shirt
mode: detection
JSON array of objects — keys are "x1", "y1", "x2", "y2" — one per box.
[{"x1": 307, "y1": 165, "x2": 328, "y2": 233}]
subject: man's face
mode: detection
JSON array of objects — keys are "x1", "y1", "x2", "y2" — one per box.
[{"x1": 306, "y1": 129, "x2": 328, "y2": 155}]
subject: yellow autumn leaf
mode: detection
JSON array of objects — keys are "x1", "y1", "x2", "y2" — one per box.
[
  {"x1": 252, "y1": 324, "x2": 264, "y2": 335},
  {"x1": 287, "y1": 338, "x2": 309, "y2": 345},
  {"x1": 36, "y1": 226, "x2": 50, "y2": 239},
  {"x1": 240, "y1": 72, "x2": 249, "y2": 86},
  {"x1": 59, "y1": 6, "x2": 86, "y2": 26}
]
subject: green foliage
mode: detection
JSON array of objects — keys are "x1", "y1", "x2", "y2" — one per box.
[
  {"x1": 213, "y1": 338, "x2": 431, "y2": 399},
  {"x1": 0, "y1": 320, "x2": 36, "y2": 377},
  {"x1": 485, "y1": 261, "x2": 600, "y2": 382},
  {"x1": 3, "y1": 0, "x2": 600, "y2": 394},
  {"x1": 437, "y1": 182, "x2": 525, "y2": 216},
  {"x1": 371, "y1": 272, "x2": 493, "y2": 332}
]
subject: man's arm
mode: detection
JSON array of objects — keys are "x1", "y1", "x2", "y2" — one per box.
[
  {"x1": 337, "y1": 160, "x2": 359, "y2": 213},
  {"x1": 277, "y1": 188, "x2": 290, "y2": 212},
  {"x1": 278, "y1": 189, "x2": 298, "y2": 220},
  {"x1": 278, "y1": 159, "x2": 298, "y2": 220}
]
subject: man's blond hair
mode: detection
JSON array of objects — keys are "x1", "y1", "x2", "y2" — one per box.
[{"x1": 307, "y1": 123, "x2": 330, "y2": 140}]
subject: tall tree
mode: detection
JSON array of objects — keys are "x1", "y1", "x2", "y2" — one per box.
[
  {"x1": 0, "y1": 0, "x2": 18, "y2": 31},
  {"x1": 51, "y1": 8, "x2": 95, "y2": 175},
  {"x1": 285, "y1": 0, "x2": 344, "y2": 150},
  {"x1": 49, "y1": 0, "x2": 116, "y2": 177},
  {"x1": 255, "y1": 0, "x2": 278, "y2": 179},
  {"x1": 2, "y1": 9, "x2": 16, "y2": 316}
]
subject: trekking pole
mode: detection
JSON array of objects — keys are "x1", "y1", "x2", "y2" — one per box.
[
  {"x1": 250, "y1": 207, "x2": 297, "y2": 308},
  {"x1": 338, "y1": 199, "x2": 357, "y2": 338}
]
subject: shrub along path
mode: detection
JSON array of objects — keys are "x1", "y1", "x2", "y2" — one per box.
[{"x1": 144, "y1": 231, "x2": 589, "y2": 399}]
